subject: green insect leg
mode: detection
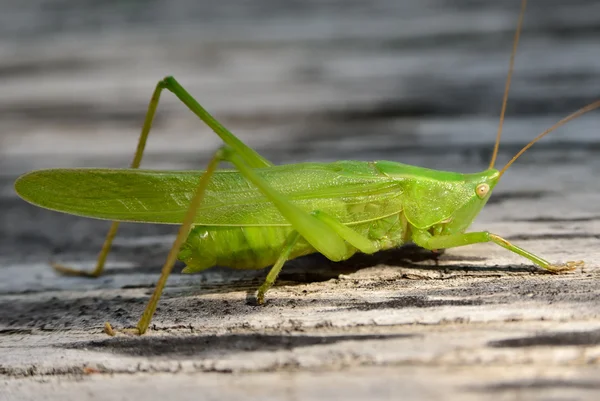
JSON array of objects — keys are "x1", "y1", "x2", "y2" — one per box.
[
  {"x1": 255, "y1": 211, "x2": 381, "y2": 304},
  {"x1": 54, "y1": 76, "x2": 272, "y2": 278},
  {"x1": 254, "y1": 208, "x2": 383, "y2": 305},
  {"x1": 52, "y1": 222, "x2": 119, "y2": 277},
  {"x1": 161, "y1": 76, "x2": 272, "y2": 168},
  {"x1": 256, "y1": 231, "x2": 300, "y2": 305},
  {"x1": 311, "y1": 210, "x2": 380, "y2": 254},
  {"x1": 107, "y1": 148, "x2": 223, "y2": 335},
  {"x1": 411, "y1": 229, "x2": 583, "y2": 273},
  {"x1": 52, "y1": 82, "x2": 166, "y2": 277}
]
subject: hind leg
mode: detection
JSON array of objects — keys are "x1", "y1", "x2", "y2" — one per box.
[{"x1": 54, "y1": 76, "x2": 272, "y2": 277}]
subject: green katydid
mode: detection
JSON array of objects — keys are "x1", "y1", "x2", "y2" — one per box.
[{"x1": 13, "y1": 0, "x2": 600, "y2": 336}]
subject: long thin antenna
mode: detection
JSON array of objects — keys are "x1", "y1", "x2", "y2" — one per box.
[
  {"x1": 498, "y1": 100, "x2": 600, "y2": 177},
  {"x1": 489, "y1": 0, "x2": 528, "y2": 169}
]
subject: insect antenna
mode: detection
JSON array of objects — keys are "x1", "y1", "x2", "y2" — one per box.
[
  {"x1": 489, "y1": 0, "x2": 527, "y2": 169},
  {"x1": 498, "y1": 100, "x2": 600, "y2": 177}
]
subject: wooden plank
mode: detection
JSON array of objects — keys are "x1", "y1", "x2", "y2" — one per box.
[{"x1": 1, "y1": 0, "x2": 599, "y2": 399}]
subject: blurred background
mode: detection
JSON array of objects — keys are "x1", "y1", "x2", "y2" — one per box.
[{"x1": 0, "y1": 0, "x2": 599, "y2": 272}]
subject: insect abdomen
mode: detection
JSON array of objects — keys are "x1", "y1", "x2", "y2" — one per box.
[
  {"x1": 178, "y1": 225, "x2": 316, "y2": 272},
  {"x1": 178, "y1": 212, "x2": 408, "y2": 272}
]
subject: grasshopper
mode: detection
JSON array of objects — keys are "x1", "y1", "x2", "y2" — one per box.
[{"x1": 14, "y1": 0, "x2": 600, "y2": 335}]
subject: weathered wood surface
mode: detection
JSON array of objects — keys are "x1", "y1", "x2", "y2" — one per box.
[{"x1": 1, "y1": 0, "x2": 600, "y2": 400}]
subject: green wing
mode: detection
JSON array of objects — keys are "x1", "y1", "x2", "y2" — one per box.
[{"x1": 14, "y1": 161, "x2": 404, "y2": 226}]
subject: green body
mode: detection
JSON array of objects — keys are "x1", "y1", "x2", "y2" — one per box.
[{"x1": 15, "y1": 160, "x2": 499, "y2": 272}]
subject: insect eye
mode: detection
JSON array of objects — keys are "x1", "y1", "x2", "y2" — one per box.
[{"x1": 476, "y1": 183, "x2": 490, "y2": 199}]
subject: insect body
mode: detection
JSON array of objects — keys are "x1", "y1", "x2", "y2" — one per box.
[
  {"x1": 13, "y1": 0, "x2": 600, "y2": 335},
  {"x1": 16, "y1": 161, "x2": 496, "y2": 272}
]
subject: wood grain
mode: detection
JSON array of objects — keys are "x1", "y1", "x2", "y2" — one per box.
[{"x1": 1, "y1": 0, "x2": 599, "y2": 400}]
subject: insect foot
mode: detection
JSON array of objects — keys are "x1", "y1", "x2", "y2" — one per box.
[
  {"x1": 546, "y1": 260, "x2": 584, "y2": 274},
  {"x1": 104, "y1": 322, "x2": 143, "y2": 336},
  {"x1": 104, "y1": 322, "x2": 116, "y2": 336},
  {"x1": 256, "y1": 289, "x2": 267, "y2": 306}
]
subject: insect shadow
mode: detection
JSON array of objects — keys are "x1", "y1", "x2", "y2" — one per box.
[
  {"x1": 467, "y1": 379, "x2": 600, "y2": 394},
  {"x1": 140, "y1": 243, "x2": 534, "y2": 305},
  {"x1": 276, "y1": 242, "x2": 532, "y2": 283},
  {"x1": 487, "y1": 328, "x2": 600, "y2": 348},
  {"x1": 63, "y1": 332, "x2": 415, "y2": 358}
]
